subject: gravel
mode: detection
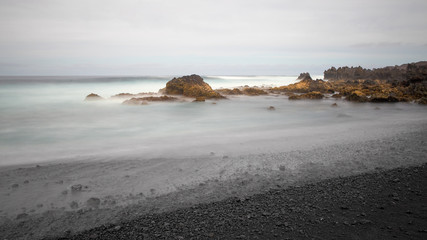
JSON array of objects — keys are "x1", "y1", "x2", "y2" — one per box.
[{"x1": 56, "y1": 163, "x2": 427, "y2": 240}]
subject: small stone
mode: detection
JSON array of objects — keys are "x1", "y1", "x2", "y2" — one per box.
[
  {"x1": 268, "y1": 106, "x2": 276, "y2": 110},
  {"x1": 279, "y1": 165, "x2": 286, "y2": 171},
  {"x1": 69, "y1": 201, "x2": 79, "y2": 209},
  {"x1": 331, "y1": 103, "x2": 338, "y2": 107},
  {"x1": 71, "y1": 184, "x2": 83, "y2": 192},
  {"x1": 16, "y1": 213, "x2": 28, "y2": 220},
  {"x1": 23, "y1": 180, "x2": 29, "y2": 184},
  {"x1": 86, "y1": 197, "x2": 101, "y2": 208},
  {"x1": 11, "y1": 183, "x2": 19, "y2": 188}
]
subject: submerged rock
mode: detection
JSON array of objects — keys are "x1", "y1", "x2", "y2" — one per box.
[
  {"x1": 84, "y1": 93, "x2": 103, "y2": 101},
  {"x1": 165, "y1": 74, "x2": 224, "y2": 99},
  {"x1": 111, "y1": 93, "x2": 135, "y2": 99},
  {"x1": 122, "y1": 96, "x2": 177, "y2": 105}
]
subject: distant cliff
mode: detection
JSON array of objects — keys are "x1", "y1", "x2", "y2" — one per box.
[{"x1": 323, "y1": 61, "x2": 427, "y2": 84}]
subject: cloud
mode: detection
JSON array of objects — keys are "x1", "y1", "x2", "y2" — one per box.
[{"x1": 0, "y1": 0, "x2": 426, "y2": 75}]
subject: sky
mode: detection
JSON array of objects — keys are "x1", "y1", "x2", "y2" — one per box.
[{"x1": 0, "y1": 0, "x2": 426, "y2": 75}]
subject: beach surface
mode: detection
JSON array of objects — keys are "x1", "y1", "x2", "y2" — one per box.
[{"x1": 1, "y1": 111, "x2": 426, "y2": 239}]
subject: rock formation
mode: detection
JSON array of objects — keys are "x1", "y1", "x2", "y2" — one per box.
[
  {"x1": 272, "y1": 73, "x2": 334, "y2": 94},
  {"x1": 165, "y1": 74, "x2": 224, "y2": 99},
  {"x1": 84, "y1": 93, "x2": 103, "y2": 101}
]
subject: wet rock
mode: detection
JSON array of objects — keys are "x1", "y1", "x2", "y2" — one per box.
[
  {"x1": 165, "y1": 74, "x2": 224, "y2": 99},
  {"x1": 268, "y1": 106, "x2": 276, "y2": 110},
  {"x1": 23, "y1": 180, "x2": 29, "y2": 184},
  {"x1": 331, "y1": 103, "x2": 338, "y2": 107},
  {"x1": 193, "y1": 97, "x2": 206, "y2": 102},
  {"x1": 11, "y1": 183, "x2": 19, "y2": 188},
  {"x1": 84, "y1": 93, "x2": 103, "y2": 101}
]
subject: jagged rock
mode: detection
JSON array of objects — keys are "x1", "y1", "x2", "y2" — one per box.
[
  {"x1": 297, "y1": 72, "x2": 313, "y2": 81},
  {"x1": 84, "y1": 93, "x2": 103, "y2": 101},
  {"x1": 122, "y1": 96, "x2": 177, "y2": 105},
  {"x1": 165, "y1": 75, "x2": 224, "y2": 99},
  {"x1": 289, "y1": 91, "x2": 324, "y2": 100}
]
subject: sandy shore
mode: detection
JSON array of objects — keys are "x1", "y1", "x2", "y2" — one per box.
[{"x1": 1, "y1": 121, "x2": 426, "y2": 239}]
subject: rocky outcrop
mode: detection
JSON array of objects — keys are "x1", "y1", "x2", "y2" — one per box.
[
  {"x1": 297, "y1": 72, "x2": 313, "y2": 81},
  {"x1": 288, "y1": 91, "x2": 324, "y2": 100},
  {"x1": 84, "y1": 93, "x2": 103, "y2": 101},
  {"x1": 272, "y1": 73, "x2": 334, "y2": 94},
  {"x1": 165, "y1": 75, "x2": 224, "y2": 99},
  {"x1": 122, "y1": 96, "x2": 177, "y2": 105}
]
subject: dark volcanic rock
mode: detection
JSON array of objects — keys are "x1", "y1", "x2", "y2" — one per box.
[
  {"x1": 165, "y1": 75, "x2": 224, "y2": 99},
  {"x1": 84, "y1": 93, "x2": 103, "y2": 101}
]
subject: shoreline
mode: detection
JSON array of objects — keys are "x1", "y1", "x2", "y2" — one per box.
[
  {"x1": 62, "y1": 162, "x2": 427, "y2": 240},
  {"x1": 1, "y1": 125, "x2": 426, "y2": 239}
]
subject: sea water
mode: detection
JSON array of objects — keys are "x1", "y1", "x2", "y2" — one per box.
[{"x1": 0, "y1": 75, "x2": 425, "y2": 166}]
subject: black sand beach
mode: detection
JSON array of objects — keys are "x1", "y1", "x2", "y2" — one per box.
[{"x1": 52, "y1": 163, "x2": 427, "y2": 240}]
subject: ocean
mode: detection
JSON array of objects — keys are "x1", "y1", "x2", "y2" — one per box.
[{"x1": 0, "y1": 75, "x2": 425, "y2": 166}]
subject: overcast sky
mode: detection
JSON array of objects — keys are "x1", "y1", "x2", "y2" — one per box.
[{"x1": 0, "y1": 0, "x2": 426, "y2": 75}]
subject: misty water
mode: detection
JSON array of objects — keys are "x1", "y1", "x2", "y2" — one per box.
[
  {"x1": 1, "y1": 75, "x2": 426, "y2": 225},
  {"x1": 0, "y1": 75, "x2": 307, "y2": 166}
]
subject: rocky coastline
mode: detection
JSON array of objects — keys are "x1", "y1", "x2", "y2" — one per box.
[{"x1": 85, "y1": 61, "x2": 427, "y2": 105}]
